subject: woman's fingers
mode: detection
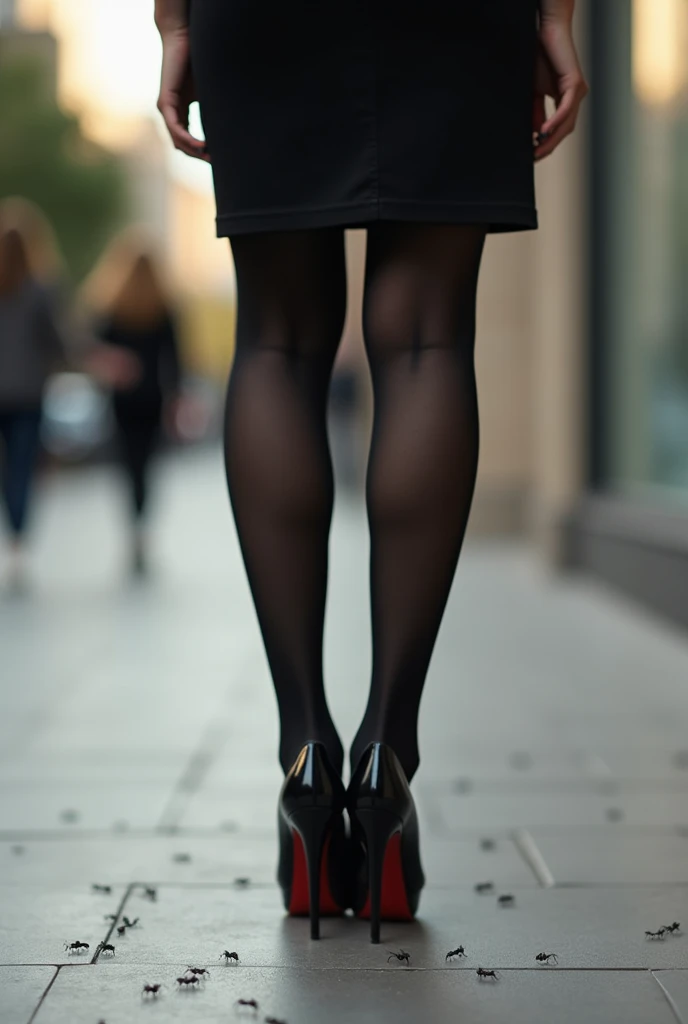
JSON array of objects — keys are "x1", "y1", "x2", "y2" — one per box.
[
  {"x1": 157, "y1": 31, "x2": 210, "y2": 162},
  {"x1": 157, "y1": 96, "x2": 209, "y2": 160},
  {"x1": 534, "y1": 77, "x2": 588, "y2": 160}
]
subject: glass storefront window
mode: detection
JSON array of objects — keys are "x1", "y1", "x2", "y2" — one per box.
[{"x1": 604, "y1": 0, "x2": 688, "y2": 504}]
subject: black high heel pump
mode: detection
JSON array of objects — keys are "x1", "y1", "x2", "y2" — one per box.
[
  {"x1": 277, "y1": 742, "x2": 349, "y2": 939},
  {"x1": 347, "y1": 742, "x2": 425, "y2": 944}
]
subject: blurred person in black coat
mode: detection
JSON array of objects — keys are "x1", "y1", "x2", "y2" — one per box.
[
  {"x1": 82, "y1": 230, "x2": 183, "y2": 576},
  {"x1": 0, "y1": 199, "x2": 68, "y2": 590}
]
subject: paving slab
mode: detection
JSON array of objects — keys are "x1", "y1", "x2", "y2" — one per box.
[
  {"x1": 652, "y1": 971, "x2": 688, "y2": 1021},
  {"x1": 0, "y1": 752, "x2": 189, "y2": 786},
  {"x1": 103, "y1": 884, "x2": 688, "y2": 971},
  {"x1": 0, "y1": 884, "x2": 123, "y2": 965},
  {"x1": 33, "y1": 964, "x2": 677, "y2": 1024},
  {"x1": 433, "y1": 789, "x2": 688, "y2": 833},
  {"x1": 528, "y1": 831, "x2": 688, "y2": 884},
  {"x1": 0, "y1": 836, "x2": 276, "y2": 887},
  {"x1": 0, "y1": 966, "x2": 57, "y2": 1023},
  {"x1": 0, "y1": 783, "x2": 174, "y2": 833}
]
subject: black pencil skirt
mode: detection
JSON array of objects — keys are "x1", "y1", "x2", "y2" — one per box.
[{"x1": 189, "y1": 1, "x2": 539, "y2": 236}]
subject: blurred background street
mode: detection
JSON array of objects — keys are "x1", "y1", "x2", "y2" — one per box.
[{"x1": 1, "y1": 0, "x2": 688, "y2": 1021}]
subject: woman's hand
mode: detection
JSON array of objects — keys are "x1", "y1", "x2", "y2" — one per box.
[
  {"x1": 85, "y1": 344, "x2": 142, "y2": 391},
  {"x1": 533, "y1": 14, "x2": 589, "y2": 161},
  {"x1": 157, "y1": 27, "x2": 210, "y2": 162}
]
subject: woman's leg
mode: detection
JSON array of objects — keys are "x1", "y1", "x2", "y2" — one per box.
[
  {"x1": 351, "y1": 223, "x2": 487, "y2": 782},
  {"x1": 226, "y1": 228, "x2": 348, "y2": 774},
  {"x1": 0, "y1": 409, "x2": 43, "y2": 538}
]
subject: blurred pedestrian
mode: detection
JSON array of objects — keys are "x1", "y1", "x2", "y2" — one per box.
[
  {"x1": 156, "y1": 0, "x2": 588, "y2": 942},
  {"x1": 0, "y1": 199, "x2": 68, "y2": 590},
  {"x1": 80, "y1": 229, "x2": 183, "y2": 576}
]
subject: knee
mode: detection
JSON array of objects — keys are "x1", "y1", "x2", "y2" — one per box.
[{"x1": 362, "y1": 275, "x2": 475, "y2": 368}]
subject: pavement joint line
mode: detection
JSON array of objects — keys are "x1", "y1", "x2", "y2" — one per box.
[
  {"x1": 92, "y1": 883, "x2": 136, "y2": 963},
  {"x1": 512, "y1": 828, "x2": 555, "y2": 887},
  {"x1": 652, "y1": 971, "x2": 686, "y2": 1024},
  {"x1": 26, "y1": 965, "x2": 60, "y2": 1024},
  {"x1": 156, "y1": 720, "x2": 232, "y2": 832}
]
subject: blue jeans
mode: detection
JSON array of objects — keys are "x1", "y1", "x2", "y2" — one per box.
[{"x1": 0, "y1": 408, "x2": 42, "y2": 537}]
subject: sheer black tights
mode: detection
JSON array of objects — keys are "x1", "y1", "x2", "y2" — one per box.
[{"x1": 227, "y1": 224, "x2": 486, "y2": 780}]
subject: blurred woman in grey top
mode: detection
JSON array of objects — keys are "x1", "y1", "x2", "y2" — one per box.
[{"x1": 0, "y1": 199, "x2": 67, "y2": 586}]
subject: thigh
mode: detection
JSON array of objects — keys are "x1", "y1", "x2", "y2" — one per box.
[
  {"x1": 362, "y1": 223, "x2": 487, "y2": 354},
  {"x1": 230, "y1": 228, "x2": 348, "y2": 359}
]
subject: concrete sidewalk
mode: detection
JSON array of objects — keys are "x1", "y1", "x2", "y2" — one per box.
[{"x1": 2, "y1": 450, "x2": 688, "y2": 1023}]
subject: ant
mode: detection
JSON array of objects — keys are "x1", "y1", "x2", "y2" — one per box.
[
  {"x1": 645, "y1": 929, "x2": 666, "y2": 940},
  {"x1": 475, "y1": 882, "x2": 494, "y2": 894},
  {"x1": 221, "y1": 950, "x2": 240, "y2": 963},
  {"x1": 104, "y1": 914, "x2": 117, "y2": 923},
  {"x1": 665, "y1": 922, "x2": 682, "y2": 935},
  {"x1": 173, "y1": 852, "x2": 192, "y2": 863},
  {"x1": 98, "y1": 943, "x2": 116, "y2": 957},
  {"x1": 91, "y1": 884, "x2": 112, "y2": 894},
  {"x1": 387, "y1": 949, "x2": 411, "y2": 966},
  {"x1": 480, "y1": 838, "x2": 496, "y2": 851},
  {"x1": 265, "y1": 1018, "x2": 287, "y2": 1024},
  {"x1": 498, "y1": 894, "x2": 515, "y2": 907},
  {"x1": 535, "y1": 953, "x2": 558, "y2": 965},
  {"x1": 185, "y1": 967, "x2": 210, "y2": 978},
  {"x1": 235, "y1": 998, "x2": 259, "y2": 1010},
  {"x1": 122, "y1": 917, "x2": 139, "y2": 928},
  {"x1": 142, "y1": 984, "x2": 162, "y2": 999},
  {"x1": 176, "y1": 975, "x2": 199, "y2": 989},
  {"x1": 142, "y1": 886, "x2": 157, "y2": 901},
  {"x1": 476, "y1": 968, "x2": 498, "y2": 980},
  {"x1": 446, "y1": 946, "x2": 467, "y2": 960},
  {"x1": 116, "y1": 926, "x2": 127, "y2": 938},
  {"x1": 234, "y1": 877, "x2": 251, "y2": 888},
  {"x1": 64, "y1": 941, "x2": 89, "y2": 954}
]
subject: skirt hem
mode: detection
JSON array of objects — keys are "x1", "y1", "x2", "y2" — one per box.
[{"x1": 216, "y1": 200, "x2": 538, "y2": 237}]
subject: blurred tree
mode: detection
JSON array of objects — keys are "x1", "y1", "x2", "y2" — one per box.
[{"x1": 0, "y1": 57, "x2": 125, "y2": 281}]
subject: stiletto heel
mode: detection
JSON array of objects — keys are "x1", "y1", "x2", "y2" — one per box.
[
  {"x1": 287, "y1": 805, "x2": 334, "y2": 939},
  {"x1": 355, "y1": 806, "x2": 402, "y2": 944},
  {"x1": 277, "y1": 742, "x2": 349, "y2": 940},
  {"x1": 348, "y1": 743, "x2": 425, "y2": 944}
]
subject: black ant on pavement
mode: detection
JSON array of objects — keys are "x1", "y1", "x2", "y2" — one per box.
[
  {"x1": 265, "y1": 1018, "x2": 287, "y2": 1024},
  {"x1": 475, "y1": 882, "x2": 494, "y2": 894},
  {"x1": 387, "y1": 949, "x2": 411, "y2": 966},
  {"x1": 221, "y1": 950, "x2": 240, "y2": 963},
  {"x1": 116, "y1": 926, "x2": 127, "y2": 938},
  {"x1": 645, "y1": 929, "x2": 666, "y2": 940},
  {"x1": 498, "y1": 894, "x2": 515, "y2": 907},
  {"x1": 235, "y1": 997, "x2": 259, "y2": 1010},
  {"x1": 535, "y1": 952, "x2": 558, "y2": 965},
  {"x1": 142, "y1": 886, "x2": 157, "y2": 901},
  {"x1": 476, "y1": 968, "x2": 498, "y2": 980},
  {"x1": 176, "y1": 975, "x2": 199, "y2": 989},
  {"x1": 97, "y1": 943, "x2": 116, "y2": 957},
  {"x1": 665, "y1": 922, "x2": 682, "y2": 935},
  {"x1": 446, "y1": 946, "x2": 467, "y2": 960},
  {"x1": 142, "y1": 984, "x2": 162, "y2": 998},
  {"x1": 186, "y1": 967, "x2": 210, "y2": 979},
  {"x1": 122, "y1": 917, "x2": 139, "y2": 928},
  {"x1": 91, "y1": 884, "x2": 112, "y2": 894},
  {"x1": 64, "y1": 941, "x2": 89, "y2": 954}
]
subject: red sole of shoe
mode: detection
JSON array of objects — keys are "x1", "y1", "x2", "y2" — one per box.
[
  {"x1": 288, "y1": 832, "x2": 342, "y2": 916},
  {"x1": 358, "y1": 833, "x2": 414, "y2": 922}
]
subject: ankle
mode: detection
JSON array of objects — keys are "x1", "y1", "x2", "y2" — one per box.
[{"x1": 350, "y1": 720, "x2": 420, "y2": 783}]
